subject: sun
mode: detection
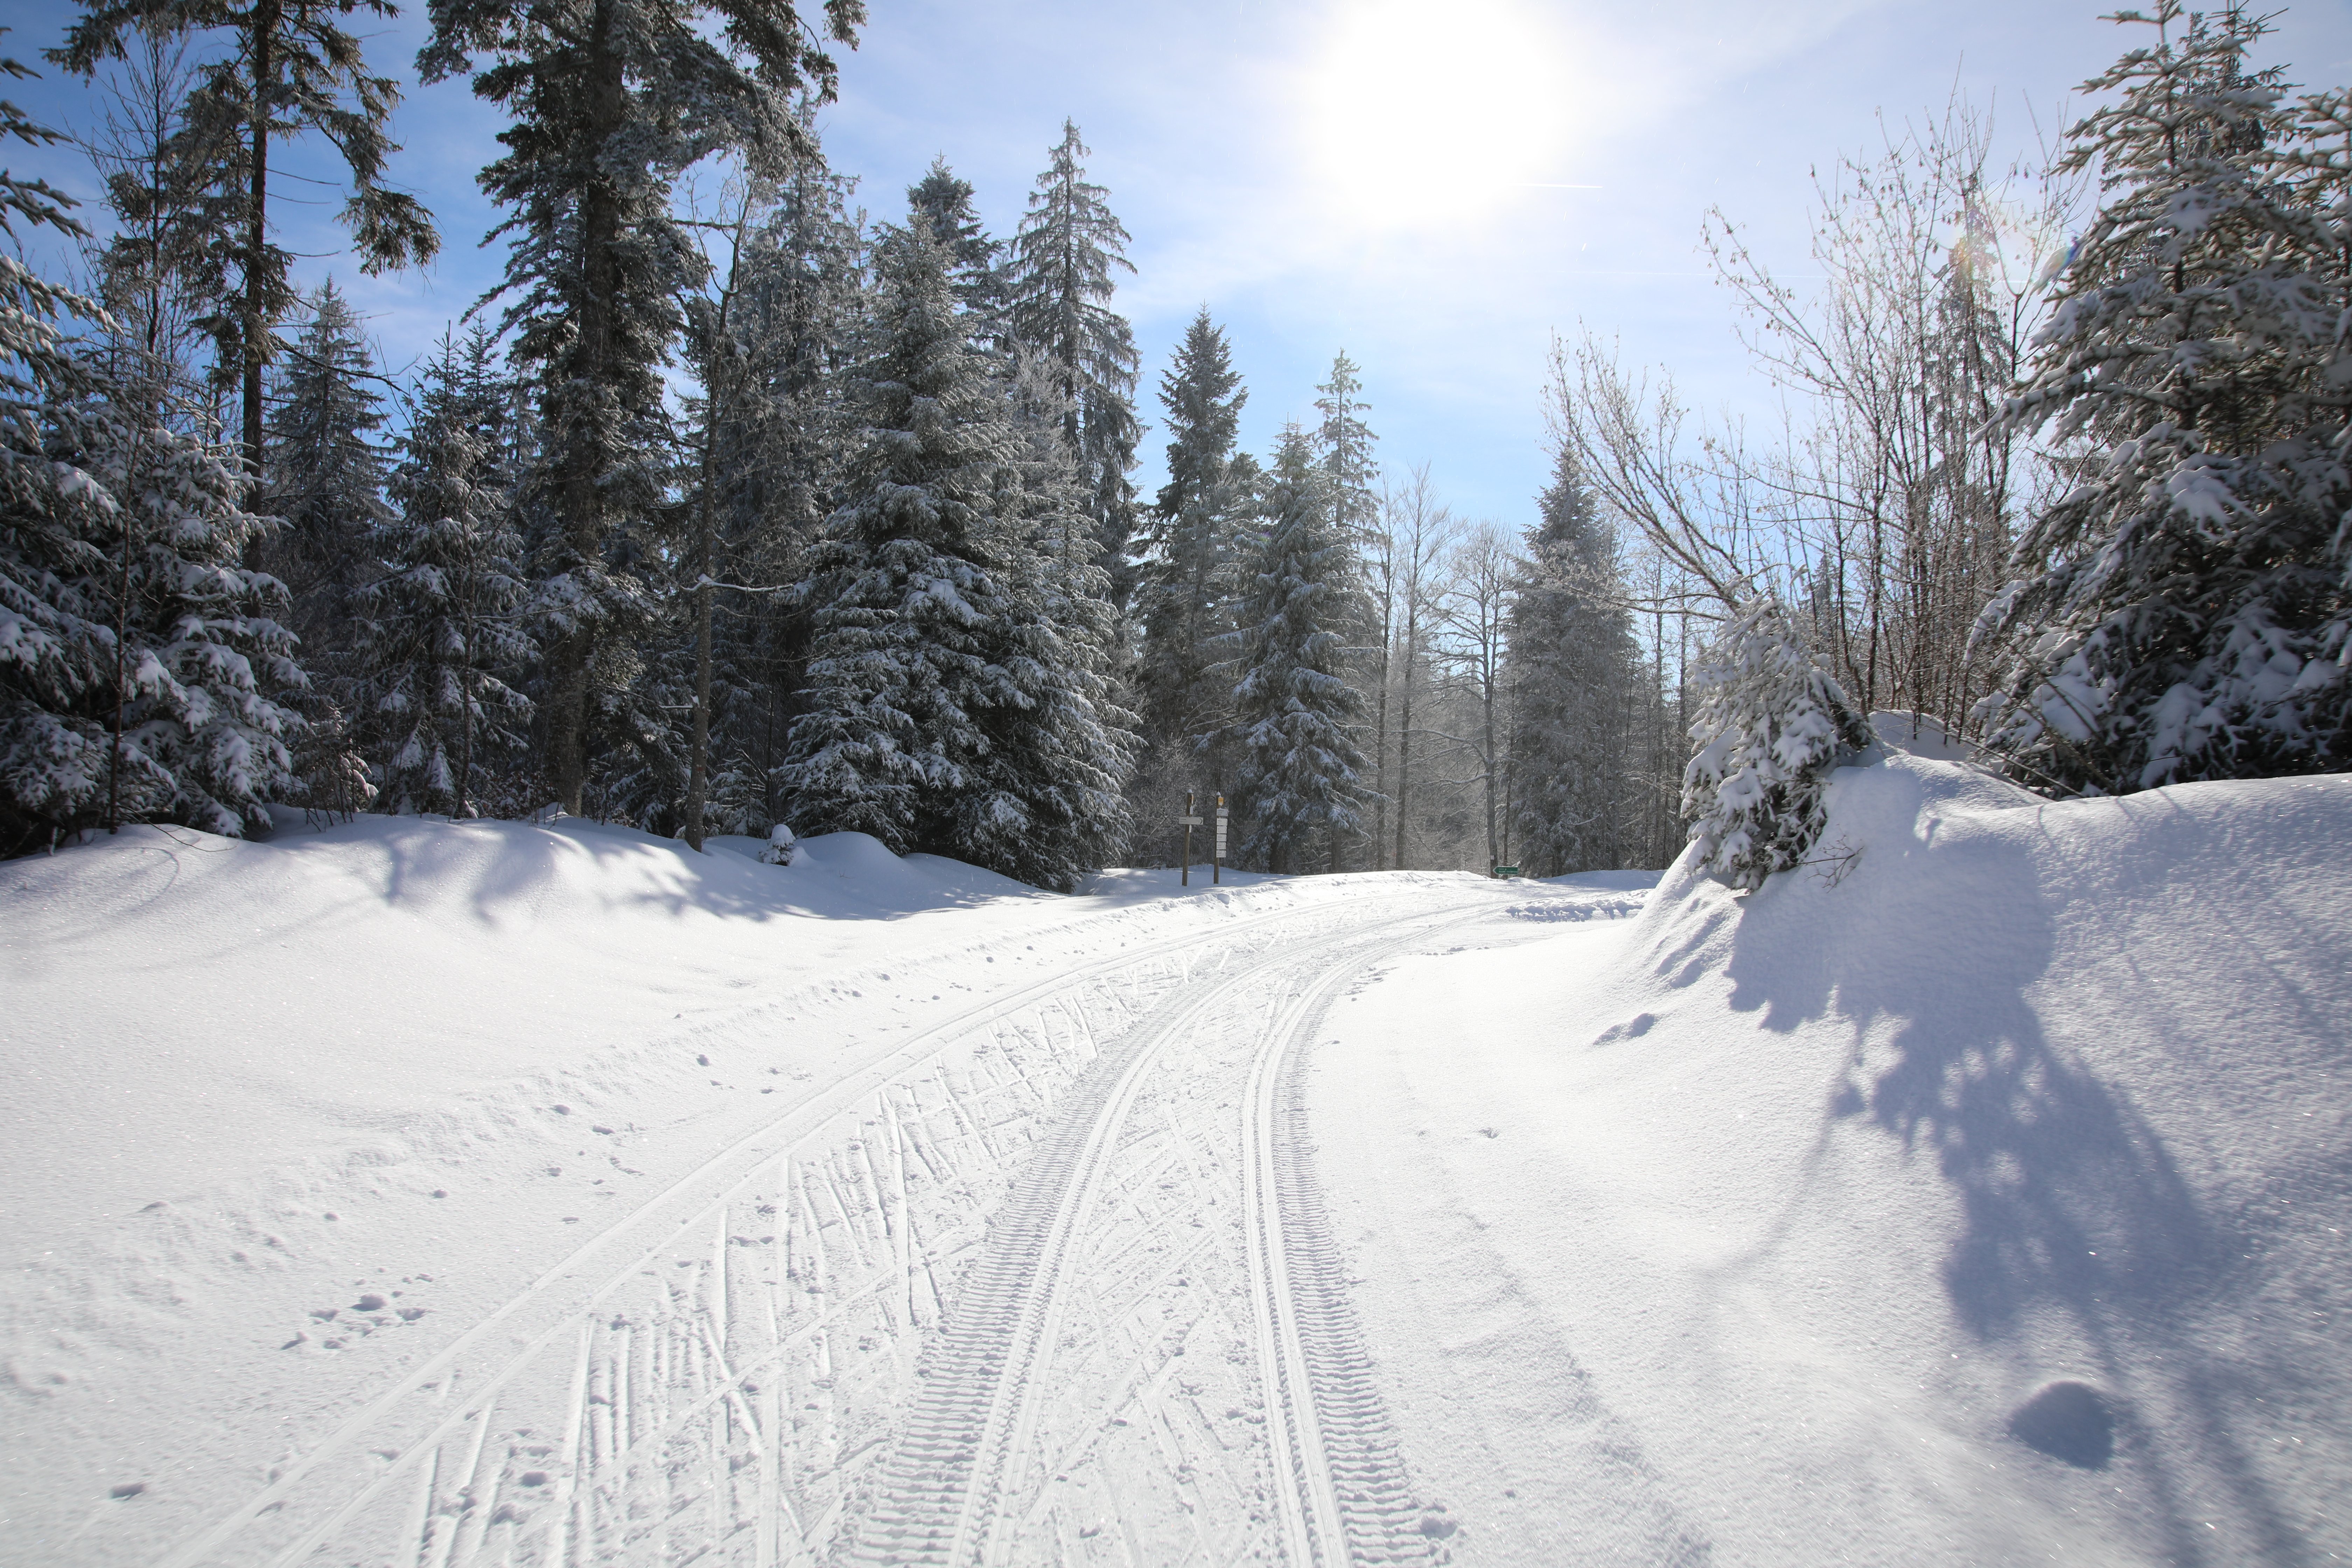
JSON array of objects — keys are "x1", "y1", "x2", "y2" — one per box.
[{"x1": 1301, "y1": 0, "x2": 1580, "y2": 226}]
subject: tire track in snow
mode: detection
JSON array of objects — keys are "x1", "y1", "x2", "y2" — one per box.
[
  {"x1": 147, "y1": 892, "x2": 1427, "y2": 1568},
  {"x1": 850, "y1": 902, "x2": 1484, "y2": 1568},
  {"x1": 1245, "y1": 928, "x2": 1450, "y2": 1567}
]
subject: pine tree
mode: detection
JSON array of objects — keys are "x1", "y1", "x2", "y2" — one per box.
[
  {"x1": 1508, "y1": 446, "x2": 1642, "y2": 874},
  {"x1": 262, "y1": 281, "x2": 390, "y2": 656},
  {"x1": 1007, "y1": 120, "x2": 1142, "y2": 605},
  {"x1": 1314, "y1": 350, "x2": 1379, "y2": 544},
  {"x1": 1683, "y1": 593, "x2": 1872, "y2": 892},
  {"x1": 357, "y1": 328, "x2": 533, "y2": 816},
  {"x1": 1233, "y1": 427, "x2": 1370, "y2": 873},
  {"x1": 2, "y1": 57, "x2": 120, "y2": 850},
  {"x1": 419, "y1": 0, "x2": 863, "y2": 816},
  {"x1": 1975, "y1": 3, "x2": 2351, "y2": 793},
  {"x1": 780, "y1": 224, "x2": 1132, "y2": 888},
  {"x1": 907, "y1": 155, "x2": 1006, "y2": 342},
  {"x1": 54, "y1": 0, "x2": 439, "y2": 469},
  {"x1": 777, "y1": 222, "x2": 1026, "y2": 854},
  {"x1": 3, "y1": 58, "x2": 304, "y2": 850},
  {"x1": 662, "y1": 146, "x2": 865, "y2": 845},
  {"x1": 995, "y1": 348, "x2": 1138, "y2": 881},
  {"x1": 1132, "y1": 308, "x2": 1252, "y2": 827},
  {"x1": 1313, "y1": 349, "x2": 1382, "y2": 861}
]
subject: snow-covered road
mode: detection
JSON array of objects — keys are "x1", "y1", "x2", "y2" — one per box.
[{"x1": 5, "y1": 832, "x2": 1612, "y2": 1568}]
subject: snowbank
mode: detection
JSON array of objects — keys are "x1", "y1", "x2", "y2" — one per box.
[{"x1": 1313, "y1": 741, "x2": 2352, "y2": 1564}]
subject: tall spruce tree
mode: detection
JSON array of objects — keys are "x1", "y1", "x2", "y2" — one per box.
[
  {"x1": 990, "y1": 348, "x2": 1139, "y2": 883},
  {"x1": 2, "y1": 62, "x2": 304, "y2": 849},
  {"x1": 1314, "y1": 350, "x2": 1379, "y2": 543},
  {"x1": 262, "y1": 281, "x2": 390, "y2": 659},
  {"x1": 418, "y1": 0, "x2": 864, "y2": 816},
  {"x1": 780, "y1": 221, "x2": 1129, "y2": 888},
  {"x1": 1008, "y1": 120, "x2": 1142, "y2": 605},
  {"x1": 2, "y1": 61, "x2": 120, "y2": 850},
  {"x1": 1313, "y1": 349, "x2": 1381, "y2": 861},
  {"x1": 1976, "y1": 4, "x2": 2351, "y2": 793},
  {"x1": 54, "y1": 0, "x2": 439, "y2": 470},
  {"x1": 1133, "y1": 307, "x2": 1251, "y2": 824},
  {"x1": 357, "y1": 328, "x2": 532, "y2": 816},
  {"x1": 1508, "y1": 445, "x2": 1642, "y2": 874},
  {"x1": 1233, "y1": 426, "x2": 1369, "y2": 873}
]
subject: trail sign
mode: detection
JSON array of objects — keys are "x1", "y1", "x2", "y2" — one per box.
[
  {"x1": 1180, "y1": 793, "x2": 1197, "y2": 886},
  {"x1": 1214, "y1": 796, "x2": 1228, "y2": 883},
  {"x1": 1492, "y1": 865, "x2": 1521, "y2": 879}
]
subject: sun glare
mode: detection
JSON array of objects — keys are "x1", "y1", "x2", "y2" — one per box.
[{"x1": 1302, "y1": 0, "x2": 1579, "y2": 227}]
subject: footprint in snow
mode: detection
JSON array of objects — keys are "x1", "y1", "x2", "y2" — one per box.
[{"x1": 110, "y1": 1483, "x2": 146, "y2": 1500}]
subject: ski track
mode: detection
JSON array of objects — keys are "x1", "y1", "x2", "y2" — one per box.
[
  {"x1": 146, "y1": 885, "x2": 1506, "y2": 1568},
  {"x1": 854, "y1": 902, "x2": 1482, "y2": 1568}
]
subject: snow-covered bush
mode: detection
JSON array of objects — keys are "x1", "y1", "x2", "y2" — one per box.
[
  {"x1": 1682, "y1": 593, "x2": 1874, "y2": 892},
  {"x1": 759, "y1": 822, "x2": 799, "y2": 866}
]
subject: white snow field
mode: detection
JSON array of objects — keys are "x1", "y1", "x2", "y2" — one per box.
[{"x1": 3, "y1": 729, "x2": 2348, "y2": 1567}]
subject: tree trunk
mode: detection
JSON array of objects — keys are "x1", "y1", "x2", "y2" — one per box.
[
  {"x1": 1482, "y1": 668, "x2": 1499, "y2": 870},
  {"x1": 544, "y1": 0, "x2": 626, "y2": 815},
  {"x1": 686, "y1": 517, "x2": 714, "y2": 850},
  {"x1": 243, "y1": 0, "x2": 276, "y2": 474},
  {"x1": 1393, "y1": 619, "x2": 1414, "y2": 870}
]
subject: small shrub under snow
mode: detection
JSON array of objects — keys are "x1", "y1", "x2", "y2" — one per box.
[{"x1": 1681, "y1": 594, "x2": 1874, "y2": 892}]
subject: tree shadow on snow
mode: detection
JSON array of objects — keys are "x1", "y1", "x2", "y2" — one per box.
[{"x1": 1714, "y1": 766, "x2": 2303, "y2": 1564}]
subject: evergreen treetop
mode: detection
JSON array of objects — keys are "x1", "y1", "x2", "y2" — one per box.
[{"x1": 1008, "y1": 119, "x2": 1141, "y2": 601}]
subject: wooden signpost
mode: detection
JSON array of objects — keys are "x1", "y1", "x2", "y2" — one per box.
[
  {"x1": 1178, "y1": 793, "x2": 1202, "y2": 886},
  {"x1": 1177, "y1": 791, "x2": 1231, "y2": 886}
]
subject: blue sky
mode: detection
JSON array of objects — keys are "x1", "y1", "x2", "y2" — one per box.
[{"x1": 8, "y1": 0, "x2": 2350, "y2": 533}]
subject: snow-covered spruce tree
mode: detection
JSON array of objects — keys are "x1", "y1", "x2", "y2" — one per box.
[
  {"x1": 418, "y1": 0, "x2": 862, "y2": 816},
  {"x1": 995, "y1": 346, "x2": 1139, "y2": 880},
  {"x1": 685, "y1": 125, "x2": 866, "y2": 834},
  {"x1": 1, "y1": 60, "x2": 120, "y2": 851},
  {"x1": 1233, "y1": 426, "x2": 1370, "y2": 874},
  {"x1": 1131, "y1": 307, "x2": 1252, "y2": 825},
  {"x1": 1508, "y1": 444, "x2": 1644, "y2": 875},
  {"x1": 1974, "y1": 4, "x2": 2351, "y2": 794},
  {"x1": 1007, "y1": 121, "x2": 1142, "y2": 606},
  {"x1": 1314, "y1": 350, "x2": 1379, "y2": 545},
  {"x1": 2, "y1": 65, "x2": 304, "y2": 850},
  {"x1": 780, "y1": 222, "x2": 1129, "y2": 889},
  {"x1": 1682, "y1": 592, "x2": 1873, "y2": 893},
  {"x1": 262, "y1": 281, "x2": 391, "y2": 659},
  {"x1": 357, "y1": 328, "x2": 533, "y2": 816}
]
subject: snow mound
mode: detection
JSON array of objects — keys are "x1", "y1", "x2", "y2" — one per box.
[
  {"x1": 1312, "y1": 745, "x2": 2352, "y2": 1565},
  {"x1": 1595, "y1": 750, "x2": 2352, "y2": 1557}
]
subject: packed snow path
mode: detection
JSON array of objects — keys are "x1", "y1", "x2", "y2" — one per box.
[{"x1": 139, "y1": 882, "x2": 1507, "y2": 1568}]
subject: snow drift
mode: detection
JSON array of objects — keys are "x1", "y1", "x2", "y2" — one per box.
[{"x1": 1314, "y1": 731, "x2": 2352, "y2": 1564}]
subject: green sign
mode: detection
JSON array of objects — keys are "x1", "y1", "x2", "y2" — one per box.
[{"x1": 1491, "y1": 865, "x2": 1521, "y2": 878}]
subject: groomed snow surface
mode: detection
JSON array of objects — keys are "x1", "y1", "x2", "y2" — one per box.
[{"x1": 4, "y1": 726, "x2": 2348, "y2": 1566}]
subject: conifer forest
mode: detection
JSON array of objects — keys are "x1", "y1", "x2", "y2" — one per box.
[{"x1": 4, "y1": 0, "x2": 2347, "y2": 883}]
